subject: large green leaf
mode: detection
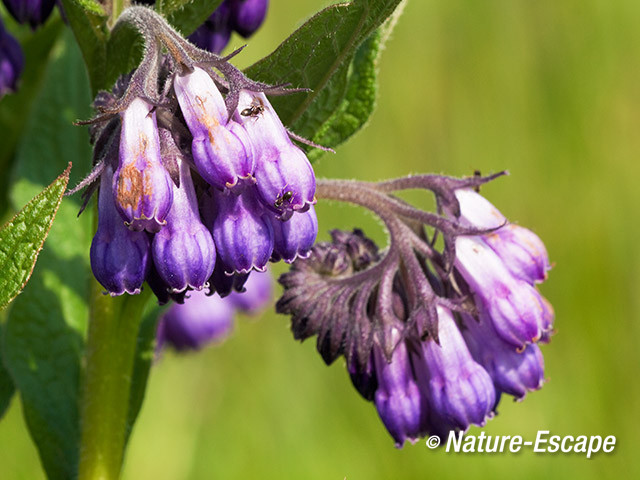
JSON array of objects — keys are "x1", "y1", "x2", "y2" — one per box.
[
  {"x1": 2, "y1": 30, "x2": 93, "y2": 480},
  {"x1": 245, "y1": 0, "x2": 403, "y2": 140},
  {"x1": 157, "y1": 0, "x2": 222, "y2": 36},
  {"x1": 0, "y1": 165, "x2": 70, "y2": 310},
  {"x1": 60, "y1": 0, "x2": 108, "y2": 92}
]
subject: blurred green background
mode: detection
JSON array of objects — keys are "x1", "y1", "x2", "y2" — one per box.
[{"x1": 2, "y1": 0, "x2": 640, "y2": 478}]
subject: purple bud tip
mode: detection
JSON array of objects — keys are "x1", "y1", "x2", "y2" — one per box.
[
  {"x1": 2, "y1": 0, "x2": 56, "y2": 29},
  {"x1": 228, "y1": 269, "x2": 273, "y2": 313},
  {"x1": 212, "y1": 187, "x2": 274, "y2": 274},
  {"x1": 113, "y1": 98, "x2": 174, "y2": 232},
  {"x1": 0, "y1": 18, "x2": 24, "y2": 97},
  {"x1": 230, "y1": 0, "x2": 269, "y2": 38},
  {"x1": 373, "y1": 335, "x2": 429, "y2": 447},
  {"x1": 270, "y1": 206, "x2": 318, "y2": 263},
  {"x1": 156, "y1": 289, "x2": 235, "y2": 352},
  {"x1": 91, "y1": 166, "x2": 150, "y2": 296}
]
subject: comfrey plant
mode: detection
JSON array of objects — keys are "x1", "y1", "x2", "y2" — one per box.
[{"x1": 0, "y1": 1, "x2": 554, "y2": 479}]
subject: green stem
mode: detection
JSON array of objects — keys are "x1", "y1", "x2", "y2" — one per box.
[{"x1": 78, "y1": 282, "x2": 151, "y2": 480}]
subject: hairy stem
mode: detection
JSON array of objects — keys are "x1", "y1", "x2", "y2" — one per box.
[{"x1": 78, "y1": 282, "x2": 151, "y2": 480}]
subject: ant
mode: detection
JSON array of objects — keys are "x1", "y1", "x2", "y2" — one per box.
[
  {"x1": 274, "y1": 190, "x2": 294, "y2": 208},
  {"x1": 240, "y1": 97, "x2": 265, "y2": 118}
]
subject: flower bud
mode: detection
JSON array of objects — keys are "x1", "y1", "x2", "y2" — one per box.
[
  {"x1": 156, "y1": 289, "x2": 235, "y2": 352},
  {"x1": 0, "y1": 18, "x2": 24, "y2": 97},
  {"x1": 212, "y1": 187, "x2": 274, "y2": 274},
  {"x1": 373, "y1": 335, "x2": 429, "y2": 447},
  {"x1": 413, "y1": 307, "x2": 496, "y2": 436},
  {"x1": 188, "y1": 1, "x2": 233, "y2": 54},
  {"x1": 454, "y1": 189, "x2": 551, "y2": 284},
  {"x1": 230, "y1": 0, "x2": 268, "y2": 38},
  {"x1": 174, "y1": 67, "x2": 254, "y2": 189},
  {"x1": 236, "y1": 91, "x2": 315, "y2": 216},
  {"x1": 455, "y1": 235, "x2": 552, "y2": 348},
  {"x1": 269, "y1": 206, "x2": 317, "y2": 263},
  {"x1": 113, "y1": 97, "x2": 173, "y2": 232},
  {"x1": 91, "y1": 165, "x2": 150, "y2": 296},
  {"x1": 151, "y1": 158, "x2": 216, "y2": 293},
  {"x1": 2, "y1": 0, "x2": 56, "y2": 29},
  {"x1": 461, "y1": 314, "x2": 545, "y2": 399}
]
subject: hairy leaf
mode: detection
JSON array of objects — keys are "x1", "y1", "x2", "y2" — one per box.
[
  {"x1": 245, "y1": 0, "x2": 402, "y2": 140},
  {"x1": 3, "y1": 31, "x2": 93, "y2": 480},
  {"x1": 0, "y1": 164, "x2": 71, "y2": 310}
]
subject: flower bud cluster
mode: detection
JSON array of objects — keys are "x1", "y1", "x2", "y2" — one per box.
[
  {"x1": 189, "y1": 0, "x2": 269, "y2": 54},
  {"x1": 73, "y1": 7, "x2": 317, "y2": 303},
  {"x1": 2, "y1": 0, "x2": 56, "y2": 30},
  {"x1": 277, "y1": 175, "x2": 553, "y2": 446}
]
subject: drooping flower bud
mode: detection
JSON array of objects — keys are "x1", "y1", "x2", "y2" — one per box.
[
  {"x1": 212, "y1": 187, "x2": 274, "y2": 274},
  {"x1": 455, "y1": 235, "x2": 552, "y2": 348},
  {"x1": 461, "y1": 313, "x2": 545, "y2": 399},
  {"x1": 2, "y1": 0, "x2": 56, "y2": 29},
  {"x1": 236, "y1": 91, "x2": 315, "y2": 216},
  {"x1": 91, "y1": 165, "x2": 150, "y2": 296},
  {"x1": 230, "y1": 0, "x2": 269, "y2": 38},
  {"x1": 373, "y1": 332, "x2": 429, "y2": 447},
  {"x1": 113, "y1": 97, "x2": 173, "y2": 232},
  {"x1": 188, "y1": 0, "x2": 233, "y2": 54},
  {"x1": 173, "y1": 67, "x2": 254, "y2": 189},
  {"x1": 227, "y1": 269, "x2": 272, "y2": 313},
  {"x1": 412, "y1": 307, "x2": 496, "y2": 437},
  {"x1": 156, "y1": 289, "x2": 235, "y2": 352},
  {"x1": 269, "y1": 206, "x2": 318, "y2": 263},
  {"x1": 0, "y1": 18, "x2": 24, "y2": 97},
  {"x1": 151, "y1": 157, "x2": 216, "y2": 293},
  {"x1": 454, "y1": 189, "x2": 551, "y2": 284}
]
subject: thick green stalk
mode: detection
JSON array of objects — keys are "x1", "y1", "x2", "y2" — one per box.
[
  {"x1": 110, "y1": 0, "x2": 131, "y2": 27},
  {"x1": 78, "y1": 282, "x2": 151, "y2": 480}
]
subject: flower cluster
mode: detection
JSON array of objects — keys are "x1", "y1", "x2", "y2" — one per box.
[
  {"x1": 72, "y1": 7, "x2": 317, "y2": 302},
  {"x1": 1, "y1": 0, "x2": 56, "y2": 30},
  {"x1": 277, "y1": 174, "x2": 553, "y2": 446},
  {"x1": 189, "y1": 0, "x2": 269, "y2": 54},
  {"x1": 0, "y1": 16, "x2": 23, "y2": 98},
  {"x1": 157, "y1": 270, "x2": 272, "y2": 352}
]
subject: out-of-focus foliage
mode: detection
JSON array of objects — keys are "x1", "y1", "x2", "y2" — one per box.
[{"x1": 1, "y1": 0, "x2": 639, "y2": 479}]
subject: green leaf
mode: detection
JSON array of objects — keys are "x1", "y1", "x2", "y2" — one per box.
[
  {"x1": 60, "y1": 0, "x2": 109, "y2": 93},
  {"x1": 0, "y1": 324, "x2": 15, "y2": 421},
  {"x1": 307, "y1": 30, "x2": 382, "y2": 162},
  {"x1": 0, "y1": 19, "x2": 64, "y2": 215},
  {"x1": 2, "y1": 30, "x2": 93, "y2": 480},
  {"x1": 245, "y1": 0, "x2": 403, "y2": 139},
  {"x1": 0, "y1": 165, "x2": 71, "y2": 311},
  {"x1": 157, "y1": 0, "x2": 222, "y2": 36}
]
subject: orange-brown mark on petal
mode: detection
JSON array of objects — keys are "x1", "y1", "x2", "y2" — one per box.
[
  {"x1": 195, "y1": 94, "x2": 219, "y2": 132},
  {"x1": 117, "y1": 163, "x2": 144, "y2": 211}
]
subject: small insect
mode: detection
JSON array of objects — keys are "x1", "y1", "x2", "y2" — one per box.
[
  {"x1": 274, "y1": 190, "x2": 294, "y2": 208},
  {"x1": 240, "y1": 97, "x2": 265, "y2": 117}
]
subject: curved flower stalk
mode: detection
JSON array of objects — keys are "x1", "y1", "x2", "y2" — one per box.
[{"x1": 277, "y1": 173, "x2": 553, "y2": 446}]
